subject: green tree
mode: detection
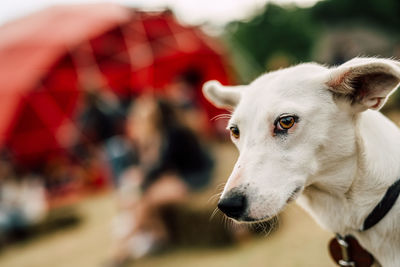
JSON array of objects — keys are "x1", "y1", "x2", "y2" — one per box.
[
  {"x1": 311, "y1": 0, "x2": 400, "y2": 32},
  {"x1": 225, "y1": 4, "x2": 318, "y2": 79}
]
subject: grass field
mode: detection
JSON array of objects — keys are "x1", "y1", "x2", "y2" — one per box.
[{"x1": 0, "y1": 143, "x2": 336, "y2": 267}]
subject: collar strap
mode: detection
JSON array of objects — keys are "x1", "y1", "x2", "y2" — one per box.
[
  {"x1": 361, "y1": 178, "x2": 400, "y2": 231},
  {"x1": 329, "y1": 179, "x2": 400, "y2": 266},
  {"x1": 329, "y1": 234, "x2": 374, "y2": 267}
]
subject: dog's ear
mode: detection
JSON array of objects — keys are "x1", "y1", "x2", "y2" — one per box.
[
  {"x1": 326, "y1": 57, "x2": 400, "y2": 112},
  {"x1": 202, "y1": 80, "x2": 243, "y2": 109}
]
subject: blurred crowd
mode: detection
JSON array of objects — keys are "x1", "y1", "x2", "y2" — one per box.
[
  {"x1": 0, "y1": 5, "x2": 234, "y2": 256},
  {"x1": 0, "y1": 62, "x2": 219, "y2": 266}
]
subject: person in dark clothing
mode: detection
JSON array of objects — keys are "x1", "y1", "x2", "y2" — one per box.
[
  {"x1": 109, "y1": 95, "x2": 213, "y2": 264},
  {"x1": 140, "y1": 99, "x2": 213, "y2": 191},
  {"x1": 164, "y1": 69, "x2": 211, "y2": 137}
]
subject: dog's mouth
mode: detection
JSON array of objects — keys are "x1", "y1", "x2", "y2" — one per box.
[
  {"x1": 239, "y1": 186, "x2": 304, "y2": 223},
  {"x1": 286, "y1": 185, "x2": 303, "y2": 203},
  {"x1": 219, "y1": 185, "x2": 304, "y2": 223}
]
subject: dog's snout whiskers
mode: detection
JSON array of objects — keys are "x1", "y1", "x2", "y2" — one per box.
[{"x1": 287, "y1": 186, "x2": 303, "y2": 203}]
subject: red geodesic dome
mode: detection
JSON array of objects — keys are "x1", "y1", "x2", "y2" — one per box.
[{"x1": 0, "y1": 3, "x2": 233, "y2": 167}]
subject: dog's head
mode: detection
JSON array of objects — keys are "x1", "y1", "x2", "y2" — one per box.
[{"x1": 203, "y1": 57, "x2": 400, "y2": 222}]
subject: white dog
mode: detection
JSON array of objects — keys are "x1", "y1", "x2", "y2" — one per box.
[{"x1": 203, "y1": 57, "x2": 400, "y2": 267}]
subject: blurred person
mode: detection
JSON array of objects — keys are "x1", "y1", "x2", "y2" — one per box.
[
  {"x1": 79, "y1": 90, "x2": 126, "y2": 144},
  {"x1": 43, "y1": 158, "x2": 82, "y2": 201},
  {"x1": 107, "y1": 95, "x2": 213, "y2": 265},
  {"x1": 76, "y1": 89, "x2": 127, "y2": 188},
  {"x1": 0, "y1": 155, "x2": 47, "y2": 241},
  {"x1": 165, "y1": 69, "x2": 211, "y2": 138}
]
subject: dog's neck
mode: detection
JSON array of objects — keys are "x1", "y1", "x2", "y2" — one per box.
[{"x1": 297, "y1": 110, "x2": 400, "y2": 266}]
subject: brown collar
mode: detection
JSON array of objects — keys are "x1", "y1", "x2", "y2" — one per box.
[
  {"x1": 329, "y1": 234, "x2": 374, "y2": 267},
  {"x1": 328, "y1": 177, "x2": 400, "y2": 266}
]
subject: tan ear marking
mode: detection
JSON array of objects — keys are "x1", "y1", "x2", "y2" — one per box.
[
  {"x1": 326, "y1": 70, "x2": 354, "y2": 95},
  {"x1": 327, "y1": 70, "x2": 350, "y2": 88},
  {"x1": 371, "y1": 97, "x2": 384, "y2": 109}
]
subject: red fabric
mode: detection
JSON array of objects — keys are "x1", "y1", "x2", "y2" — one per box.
[{"x1": 0, "y1": 4, "x2": 233, "y2": 167}]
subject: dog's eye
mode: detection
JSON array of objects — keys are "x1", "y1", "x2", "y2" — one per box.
[
  {"x1": 229, "y1": 126, "x2": 240, "y2": 139},
  {"x1": 278, "y1": 116, "x2": 295, "y2": 130},
  {"x1": 274, "y1": 115, "x2": 298, "y2": 134}
]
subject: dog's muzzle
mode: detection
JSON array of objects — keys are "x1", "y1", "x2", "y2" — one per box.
[{"x1": 218, "y1": 192, "x2": 247, "y2": 219}]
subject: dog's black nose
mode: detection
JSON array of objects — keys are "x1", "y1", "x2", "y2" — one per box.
[{"x1": 218, "y1": 194, "x2": 247, "y2": 219}]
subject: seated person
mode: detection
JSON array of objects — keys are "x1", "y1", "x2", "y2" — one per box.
[{"x1": 107, "y1": 95, "x2": 213, "y2": 265}]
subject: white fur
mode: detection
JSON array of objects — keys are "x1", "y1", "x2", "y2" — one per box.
[{"x1": 203, "y1": 57, "x2": 400, "y2": 266}]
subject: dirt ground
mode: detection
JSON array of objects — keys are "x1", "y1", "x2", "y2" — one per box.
[{"x1": 0, "y1": 143, "x2": 336, "y2": 267}]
